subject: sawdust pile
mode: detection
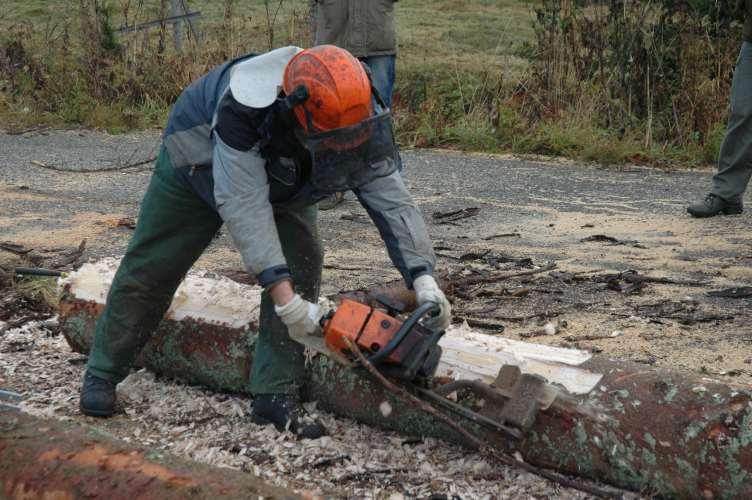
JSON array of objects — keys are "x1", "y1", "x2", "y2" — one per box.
[{"x1": 1, "y1": 320, "x2": 588, "y2": 498}]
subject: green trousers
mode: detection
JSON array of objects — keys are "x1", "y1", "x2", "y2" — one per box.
[
  {"x1": 713, "y1": 41, "x2": 752, "y2": 201},
  {"x1": 86, "y1": 147, "x2": 322, "y2": 395}
]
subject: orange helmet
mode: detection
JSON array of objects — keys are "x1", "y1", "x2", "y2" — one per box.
[{"x1": 283, "y1": 45, "x2": 372, "y2": 133}]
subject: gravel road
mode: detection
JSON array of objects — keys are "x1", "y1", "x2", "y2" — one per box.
[{"x1": 2, "y1": 128, "x2": 752, "y2": 498}]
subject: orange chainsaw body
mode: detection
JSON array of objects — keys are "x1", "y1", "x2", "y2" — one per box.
[{"x1": 322, "y1": 299, "x2": 443, "y2": 380}]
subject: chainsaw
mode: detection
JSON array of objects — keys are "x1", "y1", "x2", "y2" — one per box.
[
  {"x1": 298, "y1": 297, "x2": 566, "y2": 441},
  {"x1": 321, "y1": 299, "x2": 444, "y2": 382}
]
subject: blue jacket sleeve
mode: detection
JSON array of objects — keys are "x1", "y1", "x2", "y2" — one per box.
[{"x1": 354, "y1": 172, "x2": 436, "y2": 288}]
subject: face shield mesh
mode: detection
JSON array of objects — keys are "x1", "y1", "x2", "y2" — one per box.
[{"x1": 301, "y1": 110, "x2": 398, "y2": 193}]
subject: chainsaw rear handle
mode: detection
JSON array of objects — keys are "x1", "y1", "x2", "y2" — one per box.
[{"x1": 367, "y1": 301, "x2": 441, "y2": 364}]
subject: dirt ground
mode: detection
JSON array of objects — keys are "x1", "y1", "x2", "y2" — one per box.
[{"x1": 2, "y1": 129, "x2": 752, "y2": 497}]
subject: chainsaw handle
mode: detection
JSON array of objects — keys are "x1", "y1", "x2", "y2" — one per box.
[{"x1": 367, "y1": 301, "x2": 440, "y2": 364}]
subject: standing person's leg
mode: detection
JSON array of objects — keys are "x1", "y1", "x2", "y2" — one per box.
[
  {"x1": 249, "y1": 204, "x2": 326, "y2": 438},
  {"x1": 361, "y1": 54, "x2": 404, "y2": 173},
  {"x1": 688, "y1": 42, "x2": 752, "y2": 217},
  {"x1": 82, "y1": 148, "x2": 222, "y2": 416},
  {"x1": 319, "y1": 54, "x2": 398, "y2": 211},
  {"x1": 361, "y1": 54, "x2": 396, "y2": 108}
]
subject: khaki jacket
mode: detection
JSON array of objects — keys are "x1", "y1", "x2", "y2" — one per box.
[{"x1": 313, "y1": 0, "x2": 397, "y2": 57}]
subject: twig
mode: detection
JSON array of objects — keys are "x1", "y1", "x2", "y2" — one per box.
[
  {"x1": 5, "y1": 125, "x2": 56, "y2": 136},
  {"x1": 483, "y1": 232, "x2": 521, "y2": 240},
  {"x1": 432, "y1": 207, "x2": 480, "y2": 224},
  {"x1": 312, "y1": 454, "x2": 350, "y2": 469},
  {"x1": 435, "y1": 252, "x2": 461, "y2": 260},
  {"x1": 339, "y1": 213, "x2": 369, "y2": 224},
  {"x1": 593, "y1": 271, "x2": 709, "y2": 287},
  {"x1": 343, "y1": 338, "x2": 622, "y2": 499},
  {"x1": 564, "y1": 332, "x2": 621, "y2": 342},
  {"x1": 323, "y1": 264, "x2": 369, "y2": 272},
  {"x1": 455, "y1": 317, "x2": 506, "y2": 331},
  {"x1": 488, "y1": 311, "x2": 561, "y2": 323},
  {"x1": 447, "y1": 262, "x2": 557, "y2": 290},
  {"x1": 338, "y1": 466, "x2": 410, "y2": 482},
  {"x1": 0, "y1": 242, "x2": 34, "y2": 255},
  {"x1": 30, "y1": 156, "x2": 156, "y2": 173}
]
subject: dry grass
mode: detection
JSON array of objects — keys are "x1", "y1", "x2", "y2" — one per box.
[{"x1": 0, "y1": 1, "x2": 731, "y2": 167}]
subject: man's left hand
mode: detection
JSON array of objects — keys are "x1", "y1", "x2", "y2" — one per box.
[{"x1": 413, "y1": 275, "x2": 451, "y2": 331}]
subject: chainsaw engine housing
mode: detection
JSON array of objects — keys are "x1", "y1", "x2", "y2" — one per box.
[{"x1": 322, "y1": 299, "x2": 443, "y2": 381}]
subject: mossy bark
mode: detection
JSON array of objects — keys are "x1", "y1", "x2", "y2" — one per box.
[{"x1": 59, "y1": 292, "x2": 752, "y2": 499}]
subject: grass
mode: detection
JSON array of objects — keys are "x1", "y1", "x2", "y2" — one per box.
[{"x1": 0, "y1": 0, "x2": 725, "y2": 167}]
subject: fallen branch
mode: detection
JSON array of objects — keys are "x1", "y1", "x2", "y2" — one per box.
[
  {"x1": 707, "y1": 287, "x2": 752, "y2": 299},
  {"x1": 432, "y1": 207, "x2": 480, "y2": 224},
  {"x1": 455, "y1": 316, "x2": 506, "y2": 331},
  {"x1": 580, "y1": 234, "x2": 646, "y2": 249},
  {"x1": 30, "y1": 157, "x2": 156, "y2": 173},
  {"x1": 338, "y1": 466, "x2": 410, "y2": 482},
  {"x1": 339, "y1": 213, "x2": 369, "y2": 224},
  {"x1": 312, "y1": 454, "x2": 350, "y2": 469},
  {"x1": 0, "y1": 242, "x2": 34, "y2": 256},
  {"x1": 323, "y1": 264, "x2": 370, "y2": 271},
  {"x1": 343, "y1": 338, "x2": 623, "y2": 499},
  {"x1": 447, "y1": 262, "x2": 557, "y2": 291},
  {"x1": 491, "y1": 311, "x2": 563, "y2": 323},
  {"x1": 564, "y1": 331, "x2": 622, "y2": 342},
  {"x1": 595, "y1": 270, "x2": 709, "y2": 288},
  {"x1": 483, "y1": 233, "x2": 521, "y2": 240}
]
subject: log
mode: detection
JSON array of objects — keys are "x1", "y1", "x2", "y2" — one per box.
[
  {"x1": 58, "y1": 260, "x2": 752, "y2": 499},
  {"x1": 0, "y1": 408, "x2": 296, "y2": 499}
]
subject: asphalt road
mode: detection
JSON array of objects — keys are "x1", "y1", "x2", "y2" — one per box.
[{"x1": 0, "y1": 127, "x2": 739, "y2": 259}]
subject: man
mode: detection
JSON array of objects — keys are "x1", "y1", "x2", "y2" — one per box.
[
  {"x1": 687, "y1": 1, "x2": 752, "y2": 217},
  {"x1": 313, "y1": 0, "x2": 398, "y2": 210},
  {"x1": 78, "y1": 45, "x2": 451, "y2": 440}
]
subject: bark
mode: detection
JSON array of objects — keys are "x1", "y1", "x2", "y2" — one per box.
[
  {"x1": 0, "y1": 409, "x2": 297, "y2": 499},
  {"x1": 57, "y1": 263, "x2": 752, "y2": 499}
]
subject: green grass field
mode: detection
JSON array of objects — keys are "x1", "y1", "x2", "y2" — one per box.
[
  {"x1": 0, "y1": 1, "x2": 534, "y2": 131},
  {"x1": 0, "y1": 1, "x2": 728, "y2": 166},
  {"x1": 1, "y1": 1, "x2": 533, "y2": 70}
]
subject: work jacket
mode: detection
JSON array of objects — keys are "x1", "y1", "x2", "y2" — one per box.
[
  {"x1": 162, "y1": 47, "x2": 434, "y2": 288},
  {"x1": 313, "y1": 0, "x2": 397, "y2": 57}
]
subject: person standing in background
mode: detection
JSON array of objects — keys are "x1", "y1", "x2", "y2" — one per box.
[
  {"x1": 687, "y1": 0, "x2": 752, "y2": 217},
  {"x1": 313, "y1": 0, "x2": 398, "y2": 210}
]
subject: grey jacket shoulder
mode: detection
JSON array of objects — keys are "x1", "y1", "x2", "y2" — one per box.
[{"x1": 313, "y1": 0, "x2": 397, "y2": 57}]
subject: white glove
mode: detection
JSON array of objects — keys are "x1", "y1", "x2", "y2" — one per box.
[
  {"x1": 275, "y1": 294, "x2": 324, "y2": 340},
  {"x1": 413, "y1": 275, "x2": 451, "y2": 331}
]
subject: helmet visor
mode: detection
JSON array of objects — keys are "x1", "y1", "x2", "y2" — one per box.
[{"x1": 302, "y1": 110, "x2": 398, "y2": 193}]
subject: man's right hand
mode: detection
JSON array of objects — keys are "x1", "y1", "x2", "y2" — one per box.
[{"x1": 274, "y1": 293, "x2": 324, "y2": 340}]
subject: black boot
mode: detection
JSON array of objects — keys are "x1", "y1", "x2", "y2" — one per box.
[
  {"x1": 250, "y1": 394, "x2": 327, "y2": 439},
  {"x1": 687, "y1": 193, "x2": 743, "y2": 218},
  {"x1": 318, "y1": 192, "x2": 344, "y2": 211},
  {"x1": 80, "y1": 371, "x2": 116, "y2": 417}
]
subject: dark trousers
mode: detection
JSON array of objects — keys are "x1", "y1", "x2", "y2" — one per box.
[
  {"x1": 86, "y1": 146, "x2": 322, "y2": 395},
  {"x1": 712, "y1": 42, "x2": 752, "y2": 200}
]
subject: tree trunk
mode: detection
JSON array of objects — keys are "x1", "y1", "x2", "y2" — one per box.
[
  {"x1": 58, "y1": 260, "x2": 752, "y2": 499},
  {"x1": 0, "y1": 408, "x2": 296, "y2": 499}
]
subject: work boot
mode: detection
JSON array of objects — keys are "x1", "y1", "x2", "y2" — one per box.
[
  {"x1": 79, "y1": 371, "x2": 116, "y2": 417},
  {"x1": 318, "y1": 192, "x2": 345, "y2": 211},
  {"x1": 687, "y1": 193, "x2": 743, "y2": 218},
  {"x1": 250, "y1": 394, "x2": 327, "y2": 439}
]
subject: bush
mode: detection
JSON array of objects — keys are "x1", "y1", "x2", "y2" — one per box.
[{"x1": 520, "y1": 0, "x2": 741, "y2": 152}]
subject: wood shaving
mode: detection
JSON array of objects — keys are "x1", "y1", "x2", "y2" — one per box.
[{"x1": 0, "y1": 320, "x2": 590, "y2": 498}]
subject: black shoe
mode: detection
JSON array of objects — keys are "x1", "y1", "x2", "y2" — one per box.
[
  {"x1": 79, "y1": 371, "x2": 116, "y2": 417},
  {"x1": 318, "y1": 192, "x2": 345, "y2": 211},
  {"x1": 687, "y1": 193, "x2": 743, "y2": 218},
  {"x1": 250, "y1": 394, "x2": 327, "y2": 439}
]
